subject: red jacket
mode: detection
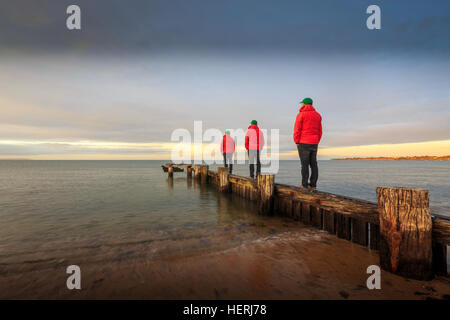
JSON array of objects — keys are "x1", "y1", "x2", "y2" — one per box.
[
  {"x1": 245, "y1": 124, "x2": 264, "y2": 150},
  {"x1": 220, "y1": 134, "x2": 235, "y2": 153},
  {"x1": 293, "y1": 105, "x2": 322, "y2": 144}
]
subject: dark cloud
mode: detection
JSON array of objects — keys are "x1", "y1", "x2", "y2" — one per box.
[{"x1": 1, "y1": 0, "x2": 450, "y2": 55}]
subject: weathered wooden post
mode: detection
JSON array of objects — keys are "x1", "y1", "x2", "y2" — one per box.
[
  {"x1": 200, "y1": 165, "x2": 209, "y2": 184},
  {"x1": 257, "y1": 174, "x2": 275, "y2": 215},
  {"x1": 218, "y1": 167, "x2": 230, "y2": 192},
  {"x1": 187, "y1": 165, "x2": 193, "y2": 178},
  {"x1": 193, "y1": 165, "x2": 201, "y2": 180},
  {"x1": 168, "y1": 164, "x2": 174, "y2": 178},
  {"x1": 431, "y1": 218, "x2": 449, "y2": 275},
  {"x1": 376, "y1": 187, "x2": 433, "y2": 280}
]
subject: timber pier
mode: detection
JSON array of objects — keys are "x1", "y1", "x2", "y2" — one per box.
[{"x1": 164, "y1": 163, "x2": 450, "y2": 280}]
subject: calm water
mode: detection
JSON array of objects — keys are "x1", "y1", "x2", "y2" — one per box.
[{"x1": 0, "y1": 160, "x2": 449, "y2": 267}]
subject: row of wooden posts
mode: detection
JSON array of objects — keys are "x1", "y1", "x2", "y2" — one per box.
[{"x1": 166, "y1": 163, "x2": 449, "y2": 280}]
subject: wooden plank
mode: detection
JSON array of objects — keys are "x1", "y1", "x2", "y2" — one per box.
[
  {"x1": 200, "y1": 165, "x2": 209, "y2": 183},
  {"x1": 323, "y1": 210, "x2": 336, "y2": 234},
  {"x1": 292, "y1": 200, "x2": 301, "y2": 221},
  {"x1": 303, "y1": 203, "x2": 313, "y2": 225},
  {"x1": 275, "y1": 184, "x2": 379, "y2": 224},
  {"x1": 351, "y1": 218, "x2": 368, "y2": 246},
  {"x1": 432, "y1": 241, "x2": 448, "y2": 276},
  {"x1": 311, "y1": 207, "x2": 323, "y2": 229},
  {"x1": 257, "y1": 175, "x2": 275, "y2": 215},
  {"x1": 193, "y1": 165, "x2": 201, "y2": 179},
  {"x1": 369, "y1": 223, "x2": 380, "y2": 250},
  {"x1": 300, "y1": 202, "x2": 310, "y2": 224},
  {"x1": 165, "y1": 163, "x2": 192, "y2": 168},
  {"x1": 229, "y1": 175, "x2": 257, "y2": 188},
  {"x1": 218, "y1": 167, "x2": 229, "y2": 192},
  {"x1": 273, "y1": 196, "x2": 279, "y2": 214},
  {"x1": 432, "y1": 217, "x2": 450, "y2": 246},
  {"x1": 336, "y1": 213, "x2": 351, "y2": 240},
  {"x1": 278, "y1": 198, "x2": 285, "y2": 216}
]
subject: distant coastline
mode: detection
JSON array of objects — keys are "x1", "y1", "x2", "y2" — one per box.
[{"x1": 331, "y1": 156, "x2": 450, "y2": 161}]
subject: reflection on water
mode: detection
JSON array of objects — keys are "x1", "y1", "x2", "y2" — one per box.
[{"x1": 0, "y1": 161, "x2": 306, "y2": 276}]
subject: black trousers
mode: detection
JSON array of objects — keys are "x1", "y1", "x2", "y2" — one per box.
[
  {"x1": 248, "y1": 149, "x2": 261, "y2": 178},
  {"x1": 223, "y1": 152, "x2": 233, "y2": 174},
  {"x1": 296, "y1": 143, "x2": 318, "y2": 188}
]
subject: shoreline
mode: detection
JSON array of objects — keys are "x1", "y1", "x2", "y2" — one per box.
[{"x1": 1, "y1": 225, "x2": 449, "y2": 300}]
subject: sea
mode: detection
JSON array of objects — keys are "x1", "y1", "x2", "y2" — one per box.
[{"x1": 0, "y1": 160, "x2": 448, "y2": 292}]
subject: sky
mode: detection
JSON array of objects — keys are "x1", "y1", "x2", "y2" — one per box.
[{"x1": 1, "y1": 0, "x2": 449, "y2": 160}]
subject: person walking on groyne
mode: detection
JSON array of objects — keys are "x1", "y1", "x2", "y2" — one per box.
[
  {"x1": 245, "y1": 120, "x2": 264, "y2": 179},
  {"x1": 293, "y1": 98, "x2": 322, "y2": 190},
  {"x1": 220, "y1": 130, "x2": 235, "y2": 174}
]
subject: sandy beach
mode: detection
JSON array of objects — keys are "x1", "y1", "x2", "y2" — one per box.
[{"x1": 1, "y1": 224, "x2": 449, "y2": 300}]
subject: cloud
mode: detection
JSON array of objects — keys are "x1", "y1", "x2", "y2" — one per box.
[
  {"x1": 321, "y1": 116, "x2": 450, "y2": 148},
  {"x1": 1, "y1": 0, "x2": 450, "y2": 55},
  {"x1": 0, "y1": 140, "x2": 175, "y2": 156},
  {"x1": 1, "y1": 2, "x2": 449, "y2": 160}
]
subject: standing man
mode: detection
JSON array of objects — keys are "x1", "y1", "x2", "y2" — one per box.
[
  {"x1": 293, "y1": 98, "x2": 322, "y2": 190},
  {"x1": 245, "y1": 120, "x2": 264, "y2": 179},
  {"x1": 220, "y1": 130, "x2": 235, "y2": 174}
]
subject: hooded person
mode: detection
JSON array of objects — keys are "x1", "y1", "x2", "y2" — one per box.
[
  {"x1": 293, "y1": 98, "x2": 322, "y2": 190},
  {"x1": 220, "y1": 130, "x2": 235, "y2": 174},
  {"x1": 245, "y1": 120, "x2": 264, "y2": 178}
]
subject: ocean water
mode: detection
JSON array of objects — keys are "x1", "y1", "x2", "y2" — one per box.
[{"x1": 0, "y1": 160, "x2": 448, "y2": 276}]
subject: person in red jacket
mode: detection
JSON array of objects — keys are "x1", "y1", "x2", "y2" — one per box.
[
  {"x1": 245, "y1": 120, "x2": 264, "y2": 178},
  {"x1": 220, "y1": 130, "x2": 235, "y2": 174},
  {"x1": 293, "y1": 98, "x2": 322, "y2": 190}
]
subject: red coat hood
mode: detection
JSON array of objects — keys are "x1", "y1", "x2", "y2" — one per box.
[
  {"x1": 299, "y1": 104, "x2": 316, "y2": 112},
  {"x1": 247, "y1": 124, "x2": 260, "y2": 130}
]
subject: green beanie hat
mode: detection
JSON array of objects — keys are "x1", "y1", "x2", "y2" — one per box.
[
  {"x1": 301, "y1": 97, "x2": 313, "y2": 105},
  {"x1": 225, "y1": 130, "x2": 230, "y2": 135},
  {"x1": 250, "y1": 120, "x2": 257, "y2": 125}
]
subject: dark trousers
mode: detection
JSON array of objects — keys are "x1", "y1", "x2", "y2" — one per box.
[
  {"x1": 223, "y1": 152, "x2": 233, "y2": 174},
  {"x1": 297, "y1": 143, "x2": 318, "y2": 188},
  {"x1": 248, "y1": 149, "x2": 261, "y2": 178}
]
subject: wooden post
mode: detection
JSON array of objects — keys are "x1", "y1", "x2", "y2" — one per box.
[
  {"x1": 193, "y1": 165, "x2": 201, "y2": 180},
  {"x1": 200, "y1": 165, "x2": 209, "y2": 184},
  {"x1": 432, "y1": 218, "x2": 450, "y2": 275},
  {"x1": 168, "y1": 164, "x2": 173, "y2": 178},
  {"x1": 218, "y1": 167, "x2": 230, "y2": 192},
  {"x1": 376, "y1": 187, "x2": 433, "y2": 280},
  {"x1": 351, "y1": 218, "x2": 368, "y2": 246},
  {"x1": 257, "y1": 174, "x2": 274, "y2": 215},
  {"x1": 187, "y1": 166, "x2": 193, "y2": 178},
  {"x1": 323, "y1": 210, "x2": 336, "y2": 234}
]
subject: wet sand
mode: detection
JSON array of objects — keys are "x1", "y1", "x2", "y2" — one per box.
[{"x1": 1, "y1": 223, "x2": 449, "y2": 300}]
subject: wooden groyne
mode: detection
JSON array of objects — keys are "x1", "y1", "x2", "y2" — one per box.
[{"x1": 165, "y1": 163, "x2": 450, "y2": 279}]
